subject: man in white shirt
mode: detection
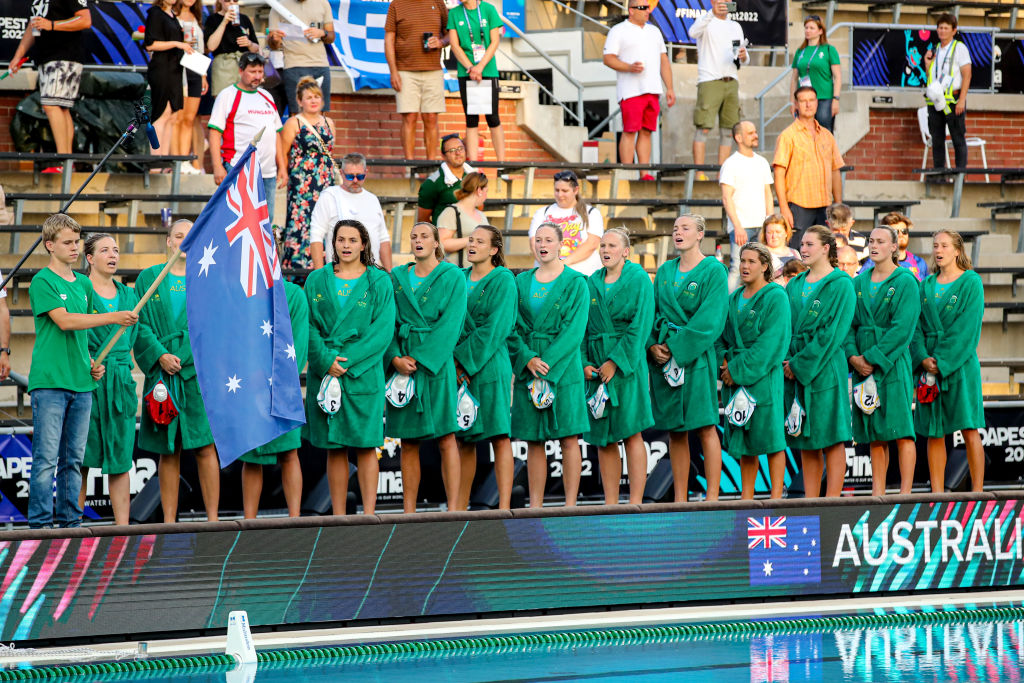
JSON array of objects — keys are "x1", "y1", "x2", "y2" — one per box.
[
  {"x1": 690, "y1": 0, "x2": 749, "y2": 170},
  {"x1": 310, "y1": 153, "x2": 393, "y2": 271},
  {"x1": 924, "y1": 13, "x2": 972, "y2": 169},
  {"x1": 208, "y1": 53, "x2": 286, "y2": 221},
  {"x1": 719, "y1": 120, "x2": 773, "y2": 290},
  {"x1": 602, "y1": 2, "x2": 675, "y2": 173}
]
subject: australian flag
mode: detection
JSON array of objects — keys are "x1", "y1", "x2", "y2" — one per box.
[
  {"x1": 179, "y1": 144, "x2": 305, "y2": 466},
  {"x1": 748, "y1": 516, "x2": 821, "y2": 586}
]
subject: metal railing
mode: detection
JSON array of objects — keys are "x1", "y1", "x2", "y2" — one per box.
[
  {"x1": 548, "y1": 0, "x2": 612, "y2": 33},
  {"x1": 500, "y1": 13, "x2": 586, "y2": 126}
]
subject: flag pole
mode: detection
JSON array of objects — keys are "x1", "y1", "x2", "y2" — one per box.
[
  {"x1": 94, "y1": 248, "x2": 184, "y2": 366},
  {"x1": 94, "y1": 135, "x2": 264, "y2": 366}
]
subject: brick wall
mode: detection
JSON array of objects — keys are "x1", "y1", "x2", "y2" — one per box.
[
  {"x1": 0, "y1": 91, "x2": 558, "y2": 165},
  {"x1": 844, "y1": 108, "x2": 1024, "y2": 182}
]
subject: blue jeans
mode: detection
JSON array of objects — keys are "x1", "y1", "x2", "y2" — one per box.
[
  {"x1": 282, "y1": 66, "x2": 331, "y2": 114},
  {"x1": 728, "y1": 227, "x2": 761, "y2": 291},
  {"x1": 29, "y1": 389, "x2": 92, "y2": 528}
]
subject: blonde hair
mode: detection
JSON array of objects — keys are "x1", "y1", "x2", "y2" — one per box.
[
  {"x1": 42, "y1": 214, "x2": 81, "y2": 250},
  {"x1": 933, "y1": 229, "x2": 973, "y2": 271},
  {"x1": 604, "y1": 226, "x2": 631, "y2": 250},
  {"x1": 759, "y1": 213, "x2": 792, "y2": 245},
  {"x1": 295, "y1": 75, "x2": 323, "y2": 104},
  {"x1": 413, "y1": 221, "x2": 445, "y2": 261}
]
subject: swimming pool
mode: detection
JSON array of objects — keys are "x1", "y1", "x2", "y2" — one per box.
[{"x1": 7, "y1": 605, "x2": 1024, "y2": 682}]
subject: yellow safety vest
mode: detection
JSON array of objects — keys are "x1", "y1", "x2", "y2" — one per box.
[{"x1": 925, "y1": 39, "x2": 962, "y2": 115}]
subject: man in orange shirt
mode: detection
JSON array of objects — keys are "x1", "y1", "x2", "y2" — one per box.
[{"x1": 773, "y1": 86, "x2": 844, "y2": 248}]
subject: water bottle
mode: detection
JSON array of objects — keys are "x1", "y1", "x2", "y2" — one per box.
[{"x1": 715, "y1": 244, "x2": 724, "y2": 263}]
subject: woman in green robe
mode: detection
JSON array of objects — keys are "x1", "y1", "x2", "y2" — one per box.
[
  {"x1": 911, "y1": 229, "x2": 985, "y2": 492},
  {"x1": 386, "y1": 222, "x2": 467, "y2": 513},
  {"x1": 647, "y1": 214, "x2": 728, "y2": 502},
  {"x1": 306, "y1": 219, "x2": 396, "y2": 515},
  {"x1": 716, "y1": 243, "x2": 790, "y2": 500},
  {"x1": 582, "y1": 228, "x2": 654, "y2": 505},
  {"x1": 508, "y1": 222, "x2": 589, "y2": 507},
  {"x1": 845, "y1": 225, "x2": 921, "y2": 495},
  {"x1": 783, "y1": 225, "x2": 855, "y2": 498},
  {"x1": 134, "y1": 219, "x2": 219, "y2": 523},
  {"x1": 453, "y1": 226, "x2": 517, "y2": 510},
  {"x1": 79, "y1": 234, "x2": 139, "y2": 526},
  {"x1": 240, "y1": 278, "x2": 309, "y2": 518}
]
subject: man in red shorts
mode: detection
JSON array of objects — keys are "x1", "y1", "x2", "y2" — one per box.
[{"x1": 603, "y1": 1, "x2": 675, "y2": 176}]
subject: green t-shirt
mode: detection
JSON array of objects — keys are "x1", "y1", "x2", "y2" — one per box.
[
  {"x1": 29, "y1": 268, "x2": 95, "y2": 393},
  {"x1": 409, "y1": 270, "x2": 426, "y2": 292},
  {"x1": 935, "y1": 281, "x2": 951, "y2": 301},
  {"x1": 604, "y1": 278, "x2": 618, "y2": 298},
  {"x1": 801, "y1": 276, "x2": 825, "y2": 311},
  {"x1": 446, "y1": 1, "x2": 502, "y2": 78},
  {"x1": 468, "y1": 276, "x2": 480, "y2": 295},
  {"x1": 868, "y1": 278, "x2": 883, "y2": 300},
  {"x1": 169, "y1": 274, "x2": 187, "y2": 321},
  {"x1": 96, "y1": 291, "x2": 120, "y2": 313},
  {"x1": 791, "y1": 43, "x2": 840, "y2": 100},
  {"x1": 335, "y1": 275, "x2": 357, "y2": 301},
  {"x1": 737, "y1": 292, "x2": 753, "y2": 313},
  {"x1": 418, "y1": 165, "x2": 464, "y2": 224},
  {"x1": 529, "y1": 274, "x2": 549, "y2": 315},
  {"x1": 673, "y1": 268, "x2": 691, "y2": 291}
]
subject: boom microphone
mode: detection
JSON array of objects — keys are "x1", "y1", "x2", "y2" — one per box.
[{"x1": 134, "y1": 101, "x2": 160, "y2": 150}]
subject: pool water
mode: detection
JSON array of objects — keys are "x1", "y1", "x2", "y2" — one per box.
[{"x1": 36, "y1": 616, "x2": 1024, "y2": 683}]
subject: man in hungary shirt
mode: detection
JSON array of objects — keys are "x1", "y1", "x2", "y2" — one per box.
[{"x1": 208, "y1": 52, "x2": 287, "y2": 221}]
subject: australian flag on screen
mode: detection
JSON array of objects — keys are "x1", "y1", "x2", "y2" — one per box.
[
  {"x1": 748, "y1": 516, "x2": 821, "y2": 586},
  {"x1": 179, "y1": 145, "x2": 305, "y2": 466}
]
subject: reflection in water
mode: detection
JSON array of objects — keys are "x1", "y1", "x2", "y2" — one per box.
[{"x1": 749, "y1": 621, "x2": 1024, "y2": 682}]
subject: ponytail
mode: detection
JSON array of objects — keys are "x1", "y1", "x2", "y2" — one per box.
[{"x1": 804, "y1": 224, "x2": 838, "y2": 268}]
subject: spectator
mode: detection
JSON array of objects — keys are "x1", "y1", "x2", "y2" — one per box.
[
  {"x1": 826, "y1": 202, "x2": 867, "y2": 263},
  {"x1": 773, "y1": 86, "x2": 844, "y2": 245},
  {"x1": 385, "y1": 0, "x2": 449, "y2": 159},
  {"x1": 448, "y1": 0, "x2": 505, "y2": 161},
  {"x1": 9, "y1": 0, "x2": 92, "y2": 163},
  {"x1": 837, "y1": 245, "x2": 860, "y2": 277},
  {"x1": 528, "y1": 170, "x2": 604, "y2": 276},
  {"x1": 862, "y1": 212, "x2": 929, "y2": 281},
  {"x1": 209, "y1": 53, "x2": 287, "y2": 221},
  {"x1": 205, "y1": 0, "x2": 261, "y2": 96},
  {"x1": 924, "y1": 13, "x2": 971, "y2": 170},
  {"x1": 690, "y1": 0, "x2": 748, "y2": 172},
  {"x1": 267, "y1": 0, "x2": 335, "y2": 113},
  {"x1": 279, "y1": 76, "x2": 336, "y2": 270},
  {"x1": 778, "y1": 257, "x2": 807, "y2": 286},
  {"x1": 438, "y1": 171, "x2": 489, "y2": 265},
  {"x1": 177, "y1": 0, "x2": 207, "y2": 175},
  {"x1": 144, "y1": 0, "x2": 192, "y2": 154},
  {"x1": 310, "y1": 153, "x2": 393, "y2": 270},
  {"x1": 418, "y1": 134, "x2": 475, "y2": 222},
  {"x1": 602, "y1": 0, "x2": 675, "y2": 170},
  {"x1": 789, "y1": 15, "x2": 841, "y2": 132},
  {"x1": 720, "y1": 120, "x2": 773, "y2": 290},
  {"x1": 759, "y1": 213, "x2": 800, "y2": 279},
  {"x1": 28, "y1": 214, "x2": 137, "y2": 528},
  {"x1": 0, "y1": 270, "x2": 9, "y2": 381}
]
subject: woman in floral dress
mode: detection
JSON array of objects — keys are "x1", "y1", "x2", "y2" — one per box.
[{"x1": 279, "y1": 76, "x2": 336, "y2": 270}]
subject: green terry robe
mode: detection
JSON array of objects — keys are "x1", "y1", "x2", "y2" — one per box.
[
  {"x1": 648, "y1": 256, "x2": 728, "y2": 433},
  {"x1": 783, "y1": 269, "x2": 856, "y2": 451},
  {"x1": 507, "y1": 267, "x2": 589, "y2": 441},
  {"x1": 910, "y1": 270, "x2": 985, "y2": 438},
  {"x1": 453, "y1": 266, "x2": 517, "y2": 443},
  {"x1": 84, "y1": 280, "x2": 140, "y2": 475},
  {"x1": 240, "y1": 280, "x2": 310, "y2": 463},
  {"x1": 385, "y1": 261, "x2": 467, "y2": 440},
  {"x1": 844, "y1": 267, "x2": 920, "y2": 444},
  {"x1": 716, "y1": 283, "x2": 791, "y2": 459},
  {"x1": 304, "y1": 265, "x2": 395, "y2": 449},
  {"x1": 582, "y1": 261, "x2": 655, "y2": 447},
  {"x1": 134, "y1": 263, "x2": 213, "y2": 454}
]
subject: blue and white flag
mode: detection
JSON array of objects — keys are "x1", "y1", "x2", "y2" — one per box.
[
  {"x1": 329, "y1": 0, "x2": 392, "y2": 90},
  {"x1": 179, "y1": 144, "x2": 305, "y2": 466}
]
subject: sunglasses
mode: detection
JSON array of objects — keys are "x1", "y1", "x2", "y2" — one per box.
[
  {"x1": 805, "y1": 14, "x2": 822, "y2": 22},
  {"x1": 239, "y1": 53, "x2": 265, "y2": 66},
  {"x1": 344, "y1": 173, "x2": 366, "y2": 181},
  {"x1": 554, "y1": 170, "x2": 578, "y2": 182},
  {"x1": 630, "y1": 4, "x2": 650, "y2": 9}
]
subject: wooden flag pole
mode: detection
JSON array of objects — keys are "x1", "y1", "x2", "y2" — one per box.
[{"x1": 94, "y1": 248, "x2": 184, "y2": 366}]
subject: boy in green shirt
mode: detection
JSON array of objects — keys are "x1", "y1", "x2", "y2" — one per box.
[{"x1": 28, "y1": 214, "x2": 138, "y2": 528}]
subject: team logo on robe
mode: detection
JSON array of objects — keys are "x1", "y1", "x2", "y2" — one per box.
[
  {"x1": 950, "y1": 295, "x2": 958, "y2": 305},
  {"x1": 887, "y1": 287, "x2": 895, "y2": 298}
]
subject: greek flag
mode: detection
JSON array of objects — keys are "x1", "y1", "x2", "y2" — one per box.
[{"x1": 329, "y1": 0, "x2": 392, "y2": 90}]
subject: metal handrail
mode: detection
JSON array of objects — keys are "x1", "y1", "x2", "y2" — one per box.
[
  {"x1": 589, "y1": 105, "x2": 622, "y2": 140},
  {"x1": 498, "y1": 49, "x2": 584, "y2": 125},
  {"x1": 500, "y1": 13, "x2": 585, "y2": 125},
  {"x1": 547, "y1": 0, "x2": 612, "y2": 33}
]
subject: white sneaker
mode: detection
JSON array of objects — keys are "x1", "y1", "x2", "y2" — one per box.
[{"x1": 180, "y1": 164, "x2": 202, "y2": 175}]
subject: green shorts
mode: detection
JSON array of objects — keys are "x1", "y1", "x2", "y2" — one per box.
[{"x1": 694, "y1": 78, "x2": 741, "y2": 131}]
